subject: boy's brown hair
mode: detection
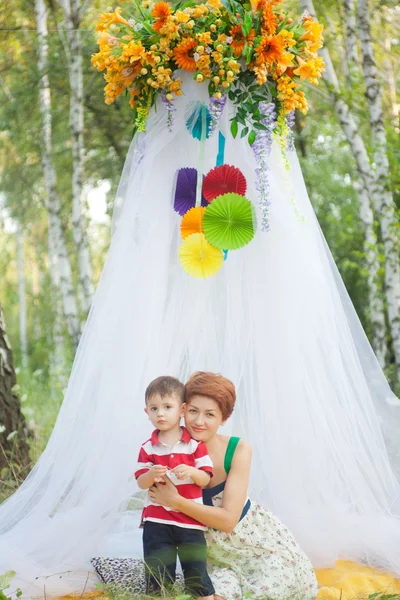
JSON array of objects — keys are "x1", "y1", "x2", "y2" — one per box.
[{"x1": 145, "y1": 376, "x2": 185, "y2": 404}]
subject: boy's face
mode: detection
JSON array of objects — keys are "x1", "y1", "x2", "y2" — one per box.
[{"x1": 145, "y1": 393, "x2": 184, "y2": 431}]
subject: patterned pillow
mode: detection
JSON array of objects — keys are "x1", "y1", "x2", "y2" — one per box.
[{"x1": 91, "y1": 557, "x2": 184, "y2": 594}]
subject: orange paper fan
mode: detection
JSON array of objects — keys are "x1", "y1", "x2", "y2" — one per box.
[{"x1": 180, "y1": 207, "x2": 206, "y2": 239}]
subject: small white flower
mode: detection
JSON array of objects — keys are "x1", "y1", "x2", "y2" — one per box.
[
  {"x1": 128, "y1": 18, "x2": 136, "y2": 26},
  {"x1": 134, "y1": 22, "x2": 144, "y2": 31},
  {"x1": 6, "y1": 430, "x2": 17, "y2": 441},
  {"x1": 205, "y1": 46, "x2": 212, "y2": 54},
  {"x1": 194, "y1": 52, "x2": 200, "y2": 61},
  {"x1": 0, "y1": 425, "x2": 5, "y2": 434},
  {"x1": 226, "y1": 36, "x2": 233, "y2": 44}
]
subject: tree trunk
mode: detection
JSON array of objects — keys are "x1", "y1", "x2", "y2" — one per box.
[
  {"x1": 343, "y1": 0, "x2": 359, "y2": 84},
  {"x1": 17, "y1": 226, "x2": 28, "y2": 370},
  {"x1": 357, "y1": 184, "x2": 387, "y2": 366},
  {"x1": 357, "y1": 0, "x2": 400, "y2": 379},
  {"x1": 0, "y1": 304, "x2": 30, "y2": 471},
  {"x1": 59, "y1": 0, "x2": 93, "y2": 316},
  {"x1": 35, "y1": 0, "x2": 81, "y2": 348},
  {"x1": 300, "y1": 0, "x2": 389, "y2": 366}
]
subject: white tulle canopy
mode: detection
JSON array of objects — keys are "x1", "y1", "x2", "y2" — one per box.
[{"x1": 1, "y1": 76, "x2": 400, "y2": 598}]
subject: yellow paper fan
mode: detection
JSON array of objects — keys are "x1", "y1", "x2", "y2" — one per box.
[
  {"x1": 181, "y1": 206, "x2": 206, "y2": 239},
  {"x1": 179, "y1": 233, "x2": 224, "y2": 279}
]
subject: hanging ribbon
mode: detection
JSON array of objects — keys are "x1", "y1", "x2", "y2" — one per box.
[
  {"x1": 195, "y1": 106, "x2": 207, "y2": 207},
  {"x1": 216, "y1": 131, "x2": 226, "y2": 167}
]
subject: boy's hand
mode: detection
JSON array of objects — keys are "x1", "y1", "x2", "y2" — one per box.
[
  {"x1": 172, "y1": 464, "x2": 193, "y2": 480},
  {"x1": 150, "y1": 465, "x2": 167, "y2": 483}
]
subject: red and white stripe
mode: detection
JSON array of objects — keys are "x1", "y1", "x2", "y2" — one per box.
[{"x1": 135, "y1": 427, "x2": 213, "y2": 530}]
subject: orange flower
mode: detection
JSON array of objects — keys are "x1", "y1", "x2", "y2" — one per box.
[
  {"x1": 151, "y1": 2, "x2": 172, "y2": 32},
  {"x1": 230, "y1": 25, "x2": 256, "y2": 57},
  {"x1": 262, "y1": 2, "x2": 277, "y2": 34},
  {"x1": 173, "y1": 38, "x2": 197, "y2": 71},
  {"x1": 255, "y1": 33, "x2": 286, "y2": 65}
]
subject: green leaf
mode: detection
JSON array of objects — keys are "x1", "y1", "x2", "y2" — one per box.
[
  {"x1": 230, "y1": 119, "x2": 238, "y2": 139},
  {"x1": 0, "y1": 571, "x2": 16, "y2": 592},
  {"x1": 248, "y1": 130, "x2": 257, "y2": 146},
  {"x1": 240, "y1": 126, "x2": 249, "y2": 138}
]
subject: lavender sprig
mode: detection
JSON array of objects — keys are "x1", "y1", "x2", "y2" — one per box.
[
  {"x1": 252, "y1": 102, "x2": 276, "y2": 232},
  {"x1": 208, "y1": 94, "x2": 227, "y2": 136},
  {"x1": 286, "y1": 110, "x2": 295, "y2": 152},
  {"x1": 161, "y1": 91, "x2": 176, "y2": 132}
]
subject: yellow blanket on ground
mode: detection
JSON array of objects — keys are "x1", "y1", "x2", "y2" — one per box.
[
  {"x1": 315, "y1": 560, "x2": 400, "y2": 600},
  {"x1": 59, "y1": 560, "x2": 400, "y2": 600}
]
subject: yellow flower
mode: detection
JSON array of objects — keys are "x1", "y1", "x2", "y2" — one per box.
[
  {"x1": 207, "y1": 0, "x2": 222, "y2": 9},
  {"x1": 121, "y1": 40, "x2": 144, "y2": 63},
  {"x1": 159, "y1": 18, "x2": 180, "y2": 37},
  {"x1": 252, "y1": 63, "x2": 268, "y2": 85},
  {"x1": 175, "y1": 10, "x2": 190, "y2": 22},
  {"x1": 197, "y1": 32, "x2": 212, "y2": 44},
  {"x1": 95, "y1": 7, "x2": 130, "y2": 32},
  {"x1": 276, "y1": 74, "x2": 308, "y2": 113},
  {"x1": 212, "y1": 50, "x2": 223, "y2": 63},
  {"x1": 299, "y1": 19, "x2": 324, "y2": 52},
  {"x1": 293, "y1": 56, "x2": 325, "y2": 83}
]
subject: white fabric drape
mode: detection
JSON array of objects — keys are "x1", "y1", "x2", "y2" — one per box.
[{"x1": 1, "y1": 76, "x2": 400, "y2": 598}]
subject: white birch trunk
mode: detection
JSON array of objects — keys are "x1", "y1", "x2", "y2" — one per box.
[
  {"x1": 16, "y1": 227, "x2": 28, "y2": 370},
  {"x1": 357, "y1": 184, "x2": 387, "y2": 366},
  {"x1": 343, "y1": 0, "x2": 359, "y2": 84},
  {"x1": 383, "y1": 32, "x2": 399, "y2": 129},
  {"x1": 357, "y1": 0, "x2": 400, "y2": 378},
  {"x1": 300, "y1": 0, "x2": 389, "y2": 365},
  {"x1": 35, "y1": 0, "x2": 81, "y2": 348},
  {"x1": 59, "y1": 0, "x2": 93, "y2": 315}
]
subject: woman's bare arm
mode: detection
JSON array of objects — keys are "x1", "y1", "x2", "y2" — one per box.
[{"x1": 149, "y1": 440, "x2": 252, "y2": 533}]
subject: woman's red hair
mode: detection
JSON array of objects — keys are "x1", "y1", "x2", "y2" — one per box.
[{"x1": 184, "y1": 372, "x2": 236, "y2": 421}]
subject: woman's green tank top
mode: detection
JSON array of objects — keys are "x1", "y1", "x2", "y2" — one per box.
[{"x1": 224, "y1": 436, "x2": 240, "y2": 474}]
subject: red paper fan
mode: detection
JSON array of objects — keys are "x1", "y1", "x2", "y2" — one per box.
[{"x1": 203, "y1": 164, "x2": 247, "y2": 203}]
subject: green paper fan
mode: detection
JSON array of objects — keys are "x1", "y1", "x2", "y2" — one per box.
[{"x1": 203, "y1": 193, "x2": 256, "y2": 250}]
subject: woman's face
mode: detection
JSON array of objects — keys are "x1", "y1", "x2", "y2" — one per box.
[{"x1": 184, "y1": 395, "x2": 225, "y2": 443}]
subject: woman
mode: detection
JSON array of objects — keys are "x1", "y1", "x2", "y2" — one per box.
[{"x1": 150, "y1": 371, "x2": 318, "y2": 600}]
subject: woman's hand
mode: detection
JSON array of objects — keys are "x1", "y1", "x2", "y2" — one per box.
[{"x1": 149, "y1": 475, "x2": 180, "y2": 508}]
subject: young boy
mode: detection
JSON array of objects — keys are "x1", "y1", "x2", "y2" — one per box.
[{"x1": 135, "y1": 376, "x2": 215, "y2": 599}]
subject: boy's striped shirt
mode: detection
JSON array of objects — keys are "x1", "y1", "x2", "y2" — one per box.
[{"x1": 135, "y1": 427, "x2": 213, "y2": 530}]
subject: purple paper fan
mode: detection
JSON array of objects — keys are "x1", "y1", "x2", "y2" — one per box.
[{"x1": 174, "y1": 168, "x2": 207, "y2": 216}]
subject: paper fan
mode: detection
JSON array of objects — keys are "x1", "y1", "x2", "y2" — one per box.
[
  {"x1": 203, "y1": 164, "x2": 247, "y2": 203},
  {"x1": 181, "y1": 207, "x2": 206, "y2": 239},
  {"x1": 203, "y1": 193, "x2": 256, "y2": 250},
  {"x1": 179, "y1": 233, "x2": 224, "y2": 279},
  {"x1": 174, "y1": 168, "x2": 207, "y2": 216}
]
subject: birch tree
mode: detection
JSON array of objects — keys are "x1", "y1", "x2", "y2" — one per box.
[
  {"x1": 0, "y1": 304, "x2": 30, "y2": 471},
  {"x1": 300, "y1": 0, "x2": 389, "y2": 367},
  {"x1": 35, "y1": 0, "x2": 81, "y2": 348},
  {"x1": 357, "y1": 0, "x2": 400, "y2": 378},
  {"x1": 16, "y1": 226, "x2": 28, "y2": 370},
  {"x1": 58, "y1": 0, "x2": 94, "y2": 315},
  {"x1": 343, "y1": 0, "x2": 359, "y2": 84}
]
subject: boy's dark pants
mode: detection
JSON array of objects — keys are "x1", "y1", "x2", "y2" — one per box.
[{"x1": 143, "y1": 521, "x2": 215, "y2": 597}]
